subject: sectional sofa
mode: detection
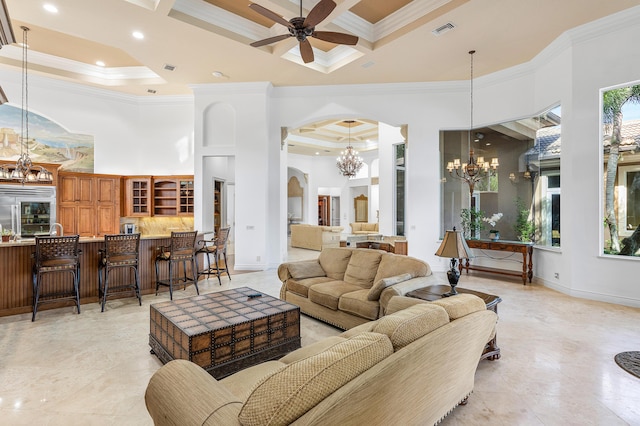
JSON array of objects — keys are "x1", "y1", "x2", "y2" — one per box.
[{"x1": 145, "y1": 294, "x2": 497, "y2": 426}]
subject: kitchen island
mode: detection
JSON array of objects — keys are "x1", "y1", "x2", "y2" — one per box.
[{"x1": 0, "y1": 235, "x2": 199, "y2": 317}]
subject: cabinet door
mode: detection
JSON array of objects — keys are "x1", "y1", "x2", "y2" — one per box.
[
  {"x1": 178, "y1": 179, "x2": 194, "y2": 216},
  {"x1": 77, "y1": 206, "x2": 95, "y2": 237},
  {"x1": 97, "y1": 204, "x2": 118, "y2": 236},
  {"x1": 96, "y1": 177, "x2": 117, "y2": 203},
  {"x1": 77, "y1": 177, "x2": 94, "y2": 203},
  {"x1": 124, "y1": 178, "x2": 151, "y2": 216},
  {"x1": 58, "y1": 205, "x2": 77, "y2": 235},
  {"x1": 59, "y1": 175, "x2": 93, "y2": 203},
  {"x1": 59, "y1": 176, "x2": 78, "y2": 203}
]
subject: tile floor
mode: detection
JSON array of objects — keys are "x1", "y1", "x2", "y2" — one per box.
[{"x1": 1, "y1": 247, "x2": 639, "y2": 425}]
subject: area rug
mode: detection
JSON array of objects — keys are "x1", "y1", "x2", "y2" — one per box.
[{"x1": 614, "y1": 351, "x2": 640, "y2": 379}]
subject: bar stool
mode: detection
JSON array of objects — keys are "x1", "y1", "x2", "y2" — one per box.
[
  {"x1": 32, "y1": 235, "x2": 81, "y2": 321},
  {"x1": 196, "y1": 227, "x2": 232, "y2": 285},
  {"x1": 98, "y1": 233, "x2": 142, "y2": 312},
  {"x1": 155, "y1": 231, "x2": 199, "y2": 300}
]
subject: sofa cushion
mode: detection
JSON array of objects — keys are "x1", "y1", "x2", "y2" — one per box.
[
  {"x1": 343, "y1": 249, "x2": 383, "y2": 288},
  {"x1": 279, "y1": 336, "x2": 347, "y2": 364},
  {"x1": 238, "y1": 332, "x2": 393, "y2": 426},
  {"x1": 308, "y1": 282, "x2": 363, "y2": 310},
  {"x1": 287, "y1": 260, "x2": 326, "y2": 280},
  {"x1": 318, "y1": 248, "x2": 353, "y2": 280},
  {"x1": 367, "y1": 273, "x2": 413, "y2": 301},
  {"x1": 220, "y1": 361, "x2": 286, "y2": 400},
  {"x1": 373, "y1": 303, "x2": 449, "y2": 350},
  {"x1": 338, "y1": 289, "x2": 380, "y2": 321},
  {"x1": 287, "y1": 277, "x2": 336, "y2": 298},
  {"x1": 430, "y1": 293, "x2": 486, "y2": 320},
  {"x1": 373, "y1": 253, "x2": 430, "y2": 284}
]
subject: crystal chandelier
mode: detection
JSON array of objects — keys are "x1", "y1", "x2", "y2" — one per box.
[
  {"x1": 446, "y1": 50, "x2": 498, "y2": 197},
  {"x1": 6, "y1": 27, "x2": 52, "y2": 184},
  {"x1": 336, "y1": 120, "x2": 363, "y2": 178}
]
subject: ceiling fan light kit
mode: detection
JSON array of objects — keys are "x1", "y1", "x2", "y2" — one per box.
[{"x1": 249, "y1": 0, "x2": 358, "y2": 64}]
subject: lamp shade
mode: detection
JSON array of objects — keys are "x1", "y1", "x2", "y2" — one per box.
[{"x1": 435, "y1": 229, "x2": 474, "y2": 259}]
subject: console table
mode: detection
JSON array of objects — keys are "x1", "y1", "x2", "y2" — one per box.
[{"x1": 459, "y1": 239, "x2": 533, "y2": 285}]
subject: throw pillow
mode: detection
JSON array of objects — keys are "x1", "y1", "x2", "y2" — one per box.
[
  {"x1": 343, "y1": 249, "x2": 383, "y2": 288},
  {"x1": 287, "y1": 260, "x2": 326, "y2": 279},
  {"x1": 238, "y1": 332, "x2": 393, "y2": 426},
  {"x1": 367, "y1": 272, "x2": 413, "y2": 301}
]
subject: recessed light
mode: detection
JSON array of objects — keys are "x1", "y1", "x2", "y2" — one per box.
[
  {"x1": 132, "y1": 31, "x2": 144, "y2": 40},
  {"x1": 315, "y1": 152, "x2": 320, "y2": 155},
  {"x1": 96, "y1": 60, "x2": 105, "y2": 67},
  {"x1": 43, "y1": 4, "x2": 58, "y2": 13},
  {"x1": 212, "y1": 71, "x2": 224, "y2": 78},
  {"x1": 147, "y1": 89, "x2": 157, "y2": 94}
]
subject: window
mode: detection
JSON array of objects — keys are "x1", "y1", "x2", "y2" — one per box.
[
  {"x1": 440, "y1": 106, "x2": 561, "y2": 246},
  {"x1": 601, "y1": 80, "x2": 640, "y2": 256},
  {"x1": 395, "y1": 143, "x2": 405, "y2": 236}
]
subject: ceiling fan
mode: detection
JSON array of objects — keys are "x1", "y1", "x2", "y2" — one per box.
[{"x1": 249, "y1": 0, "x2": 359, "y2": 64}]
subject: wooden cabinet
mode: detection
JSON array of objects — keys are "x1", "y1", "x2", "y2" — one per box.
[
  {"x1": 121, "y1": 175, "x2": 194, "y2": 218},
  {"x1": 59, "y1": 174, "x2": 93, "y2": 203},
  {"x1": 122, "y1": 177, "x2": 151, "y2": 216},
  {"x1": 153, "y1": 178, "x2": 178, "y2": 216},
  {"x1": 178, "y1": 179, "x2": 194, "y2": 215},
  {"x1": 58, "y1": 172, "x2": 120, "y2": 237}
]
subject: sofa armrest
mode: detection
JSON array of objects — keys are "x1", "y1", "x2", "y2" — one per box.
[
  {"x1": 379, "y1": 274, "x2": 442, "y2": 314},
  {"x1": 145, "y1": 360, "x2": 243, "y2": 426}
]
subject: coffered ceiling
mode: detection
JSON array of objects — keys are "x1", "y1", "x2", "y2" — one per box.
[
  {"x1": 0, "y1": 1, "x2": 632, "y2": 156},
  {"x1": 0, "y1": 0, "x2": 638, "y2": 97}
]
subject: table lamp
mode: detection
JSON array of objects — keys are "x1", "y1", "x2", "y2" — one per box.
[{"x1": 435, "y1": 227, "x2": 474, "y2": 296}]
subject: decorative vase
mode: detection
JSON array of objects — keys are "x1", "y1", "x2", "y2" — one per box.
[{"x1": 489, "y1": 230, "x2": 500, "y2": 241}]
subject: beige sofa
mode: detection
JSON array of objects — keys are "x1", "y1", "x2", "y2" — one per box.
[
  {"x1": 290, "y1": 224, "x2": 343, "y2": 251},
  {"x1": 350, "y1": 222, "x2": 379, "y2": 234},
  {"x1": 278, "y1": 247, "x2": 439, "y2": 330},
  {"x1": 145, "y1": 294, "x2": 497, "y2": 426}
]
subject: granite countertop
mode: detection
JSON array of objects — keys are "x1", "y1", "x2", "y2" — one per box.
[{"x1": 0, "y1": 234, "x2": 176, "y2": 247}]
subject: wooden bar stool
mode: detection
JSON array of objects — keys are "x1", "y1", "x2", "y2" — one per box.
[
  {"x1": 32, "y1": 235, "x2": 81, "y2": 321},
  {"x1": 196, "y1": 227, "x2": 232, "y2": 285},
  {"x1": 98, "y1": 233, "x2": 142, "y2": 312},
  {"x1": 155, "y1": 231, "x2": 199, "y2": 300}
]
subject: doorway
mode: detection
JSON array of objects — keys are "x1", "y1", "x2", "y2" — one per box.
[
  {"x1": 331, "y1": 196, "x2": 340, "y2": 226},
  {"x1": 318, "y1": 196, "x2": 330, "y2": 226}
]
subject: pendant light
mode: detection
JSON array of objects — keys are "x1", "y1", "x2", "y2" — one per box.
[
  {"x1": 446, "y1": 50, "x2": 498, "y2": 197},
  {"x1": 10, "y1": 26, "x2": 52, "y2": 184},
  {"x1": 336, "y1": 120, "x2": 364, "y2": 178}
]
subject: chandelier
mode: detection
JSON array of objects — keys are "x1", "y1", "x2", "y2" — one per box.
[
  {"x1": 446, "y1": 50, "x2": 498, "y2": 197},
  {"x1": 336, "y1": 120, "x2": 363, "y2": 178},
  {"x1": 3, "y1": 27, "x2": 53, "y2": 184}
]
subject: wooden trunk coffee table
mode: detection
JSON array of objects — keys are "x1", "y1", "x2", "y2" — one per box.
[
  {"x1": 149, "y1": 287, "x2": 301, "y2": 378},
  {"x1": 406, "y1": 285, "x2": 501, "y2": 361}
]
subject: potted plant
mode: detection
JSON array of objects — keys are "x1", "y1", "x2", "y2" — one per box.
[
  {"x1": 1, "y1": 229, "x2": 12, "y2": 242},
  {"x1": 460, "y1": 208, "x2": 485, "y2": 239},
  {"x1": 482, "y1": 213, "x2": 503, "y2": 241},
  {"x1": 514, "y1": 198, "x2": 535, "y2": 242}
]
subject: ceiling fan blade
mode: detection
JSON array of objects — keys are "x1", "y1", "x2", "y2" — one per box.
[
  {"x1": 249, "y1": 3, "x2": 293, "y2": 29},
  {"x1": 299, "y1": 39, "x2": 314, "y2": 63},
  {"x1": 312, "y1": 31, "x2": 358, "y2": 46},
  {"x1": 250, "y1": 34, "x2": 292, "y2": 47},
  {"x1": 303, "y1": 0, "x2": 336, "y2": 28}
]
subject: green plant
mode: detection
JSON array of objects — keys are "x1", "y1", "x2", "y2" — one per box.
[
  {"x1": 460, "y1": 208, "x2": 485, "y2": 239},
  {"x1": 1, "y1": 228, "x2": 12, "y2": 236},
  {"x1": 513, "y1": 198, "x2": 535, "y2": 242}
]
